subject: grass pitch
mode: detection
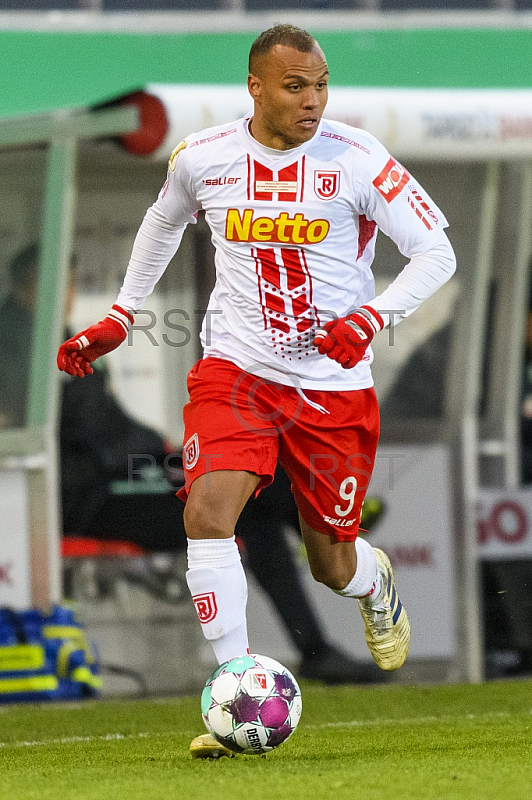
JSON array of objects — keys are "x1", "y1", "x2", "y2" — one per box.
[{"x1": 0, "y1": 679, "x2": 530, "y2": 800}]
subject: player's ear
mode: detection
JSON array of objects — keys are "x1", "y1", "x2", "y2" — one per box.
[{"x1": 248, "y1": 73, "x2": 262, "y2": 101}]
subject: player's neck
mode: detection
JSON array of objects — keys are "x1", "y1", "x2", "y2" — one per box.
[{"x1": 248, "y1": 117, "x2": 301, "y2": 152}]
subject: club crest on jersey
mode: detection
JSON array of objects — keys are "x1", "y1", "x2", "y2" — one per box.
[
  {"x1": 184, "y1": 433, "x2": 199, "y2": 470},
  {"x1": 314, "y1": 170, "x2": 340, "y2": 200},
  {"x1": 168, "y1": 140, "x2": 187, "y2": 172},
  {"x1": 192, "y1": 592, "x2": 218, "y2": 623}
]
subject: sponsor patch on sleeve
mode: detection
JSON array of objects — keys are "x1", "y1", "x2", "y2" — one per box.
[
  {"x1": 372, "y1": 157, "x2": 409, "y2": 203},
  {"x1": 168, "y1": 140, "x2": 187, "y2": 172}
]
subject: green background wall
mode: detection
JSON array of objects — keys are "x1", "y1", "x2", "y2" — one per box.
[{"x1": 1, "y1": 27, "x2": 531, "y2": 118}]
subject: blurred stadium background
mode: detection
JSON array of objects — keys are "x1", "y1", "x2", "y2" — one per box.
[{"x1": 1, "y1": 2, "x2": 532, "y2": 697}]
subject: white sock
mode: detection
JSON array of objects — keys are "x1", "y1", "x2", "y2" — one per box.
[
  {"x1": 333, "y1": 536, "x2": 381, "y2": 600},
  {"x1": 186, "y1": 537, "x2": 249, "y2": 664}
]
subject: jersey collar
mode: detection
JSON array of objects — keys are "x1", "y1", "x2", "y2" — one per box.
[{"x1": 238, "y1": 114, "x2": 322, "y2": 163}]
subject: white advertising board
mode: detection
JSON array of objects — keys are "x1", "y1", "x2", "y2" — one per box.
[
  {"x1": 146, "y1": 84, "x2": 532, "y2": 162},
  {"x1": 477, "y1": 489, "x2": 532, "y2": 561},
  {"x1": 0, "y1": 469, "x2": 31, "y2": 609}
]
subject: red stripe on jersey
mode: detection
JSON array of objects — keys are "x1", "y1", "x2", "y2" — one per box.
[
  {"x1": 299, "y1": 155, "x2": 305, "y2": 202},
  {"x1": 265, "y1": 291, "x2": 286, "y2": 314},
  {"x1": 357, "y1": 215, "x2": 377, "y2": 260},
  {"x1": 247, "y1": 154, "x2": 251, "y2": 201},
  {"x1": 282, "y1": 246, "x2": 306, "y2": 292},
  {"x1": 256, "y1": 247, "x2": 281, "y2": 288},
  {"x1": 296, "y1": 316, "x2": 314, "y2": 333},
  {"x1": 278, "y1": 162, "x2": 298, "y2": 202},
  {"x1": 280, "y1": 247, "x2": 319, "y2": 333},
  {"x1": 299, "y1": 248, "x2": 320, "y2": 328},
  {"x1": 254, "y1": 161, "x2": 274, "y2": 201},
  {"x1": 407, "y1": 197, "x2": 433, "y2": 230},
  {"x1": 252, "y1": 248, "x2": 268, "y2": 330},
  {"x1": 271, "y1": 317, "x2": 291, "y2": 334},
  {"x1": 292, "y1": 295, "x2": 313, "y2": 330}
]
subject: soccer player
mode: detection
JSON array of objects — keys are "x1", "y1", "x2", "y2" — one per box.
[{"x1": 58, "y1": 25, "x2": 456, "y2": 756}]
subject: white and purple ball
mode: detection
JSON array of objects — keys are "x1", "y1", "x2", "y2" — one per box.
[{"x1": 201, "y1": 654, "x2": 302, "y2": 755}]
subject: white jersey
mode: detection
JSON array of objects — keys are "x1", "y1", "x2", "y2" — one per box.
[{"x1": 118, "y1": 115, "x2": 455, "y2": 391}]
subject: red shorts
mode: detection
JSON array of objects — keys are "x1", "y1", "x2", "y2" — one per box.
[{"x1": 178, "y1": 357, "x2": 379, "y2": 541}]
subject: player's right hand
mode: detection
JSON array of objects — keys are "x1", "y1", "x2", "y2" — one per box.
[
  {"x1": 314, "y1": 305, "x2": 384, "y2": 370},
  {"x1": 57, "y1": 304, "x2": 134, "y2": 377}
]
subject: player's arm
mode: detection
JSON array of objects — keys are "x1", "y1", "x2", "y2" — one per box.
[
  {"x1": 316, "y1": 148, "x2": 456, "y2": 369},
  {"x1": 58, "y1": 141, "x2": 200, "y2": 377}
]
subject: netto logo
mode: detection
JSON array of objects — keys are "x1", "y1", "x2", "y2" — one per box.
[{"x1": 225, "y1": 208, "x2": 329, "y2": 244}]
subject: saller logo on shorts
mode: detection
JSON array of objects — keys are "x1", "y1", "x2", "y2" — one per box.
[
  {"x1": 192, "y1": 592, "x2": 218, "y2": 623},
  {"x1": 372, "y1": 158, "x2": 410, "y2": 203},
  {"x1": 323, "y1": 515, "x2": 355, "y2": 527},
  {"x1": 225, "y1": 208, "x2": 330, "y2": 244}
]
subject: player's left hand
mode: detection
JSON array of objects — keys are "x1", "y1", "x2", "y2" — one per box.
[{"x1": 314, "y1": 306, "x2": 384, "y2": 369}]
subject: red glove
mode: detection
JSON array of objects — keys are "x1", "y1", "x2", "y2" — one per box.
[
  {"x1": 57, "y1": 304, "x2": 134, "y2": 377},
  {"x1": 314, "y1": 305, "x2": 384, "y2": 370}
]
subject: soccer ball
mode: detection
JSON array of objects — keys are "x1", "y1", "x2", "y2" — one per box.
[{"x1": 201, "y1": 653, "x2": 302, "y2": 755}]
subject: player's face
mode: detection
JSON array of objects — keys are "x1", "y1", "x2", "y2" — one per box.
[{"x1": 248, "y1": 44, "x2": 329, "y2": 150}]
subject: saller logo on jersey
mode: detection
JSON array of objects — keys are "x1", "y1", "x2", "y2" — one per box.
[
  {"x1": 373, "y1": 157, "x2": 410, "y2": 203},
  {"x1": 225, "y1": 208, "x2": 330, "y2": 244}
]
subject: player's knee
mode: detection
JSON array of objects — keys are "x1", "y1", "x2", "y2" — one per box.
[
  {"x1": 309, "y1": 563, "x2": 354, "y2": 592},
  {"x1": 184, "y1": 497, "x2": 234, "y2": 539}
]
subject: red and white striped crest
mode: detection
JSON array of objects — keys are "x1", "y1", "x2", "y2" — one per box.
[
  {"x1": 183, "y1": 433, "x2": 199, "y2": 470},
  {"x1": 192, "y1": 592, "x2": 218, "y2": 623},
  {"x1": 314, "y1": 170, "x2": 340, "y2": 200}
]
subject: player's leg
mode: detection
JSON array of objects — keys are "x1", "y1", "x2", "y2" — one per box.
[
  {"x1": 178, "y1": 357, "x2": 280, "y2": 671},
  {"x1": 184, "y1": 468, "x2": 259, "y2": 665},
  {"x1": 298, "y1": 517, "x2": 383, "y2": 610},
  {"x1": 298, "y1": 516, "x2": 410, "y2": 671},
  {"x1": 186, "y1": 469, "x2": 258, "y2": 761},
  {"x1": 179, "y1": 357, "x2": 281, "y2": 758},
  {"x1": 281, "y1": 385, "x2": 410, "y2": 671},
  {"x1": 185, "y1": 468, "x2": 259, "y2": 540}
]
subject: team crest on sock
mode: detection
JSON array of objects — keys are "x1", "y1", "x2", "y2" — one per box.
[{"x1": 192, "y1": 591, "x2": 218, "y2": 623}]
